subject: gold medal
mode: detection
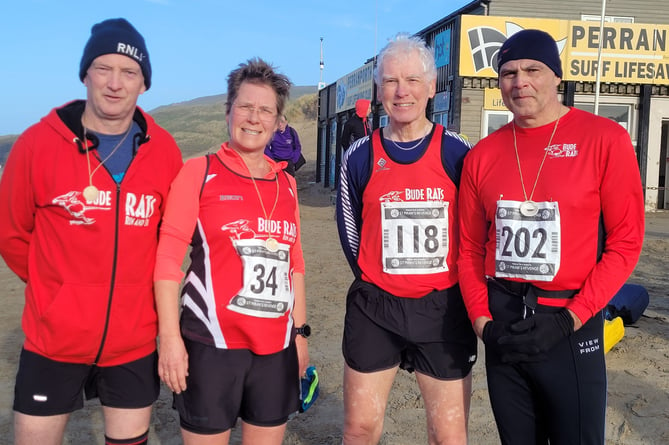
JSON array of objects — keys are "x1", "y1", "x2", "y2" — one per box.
[
  {"x1": 519, "y1": 200, "x2": 539, "y2": 217},
  {"x1": 83, "y1": 185, "x2": 99, "y2": 202},
  {"x1": 266, "y1": 237, "x2": 279, "y2": 252}
]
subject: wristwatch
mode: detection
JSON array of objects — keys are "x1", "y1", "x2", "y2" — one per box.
[{"x1": 295, "y1": 323, "x2": 311, "y2": 338}]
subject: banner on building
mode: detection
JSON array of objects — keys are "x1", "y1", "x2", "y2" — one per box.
[
  {"x1": 460, "y1": 15, "x2": 669, "y2": 85},
  {"x1": 435, "y1": 29, "x2": 451, "y2": 68},
  {"x1": 336, "y1": 61, "x2": 374, "y2": 113}
]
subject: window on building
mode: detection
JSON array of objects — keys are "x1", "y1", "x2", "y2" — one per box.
[
  {"x1": 574, "y1": 103, "x2": 632, "y2": 131},
  {"x1": 482, "y1": 110, "x2": 513, "y2": 137},
  {"x1": 432, "y1": 112, "x2": 448, "y2": 128},
  {"x1": 573, "y1": 97, "x2": 637, "y2": 151},
  {"x1": 581, "y1": 15, "x2": 634, "y2": 23}
]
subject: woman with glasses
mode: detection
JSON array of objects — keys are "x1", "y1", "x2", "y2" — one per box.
[{"x1": 153, "y1": 58, "x2": 309, "y2": 445}]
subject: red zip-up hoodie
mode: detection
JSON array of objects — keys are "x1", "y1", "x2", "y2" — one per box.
[{"x1": 0, "y1": 100, "x2": 183, "y2": 366}]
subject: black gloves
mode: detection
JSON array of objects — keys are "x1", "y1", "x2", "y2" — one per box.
[
  {"x1": 481, "y1": 320, "x2": 513, "y2": 356},
  {"x1": 498, "y1": 309, "x2": 574, "y2": 363}
]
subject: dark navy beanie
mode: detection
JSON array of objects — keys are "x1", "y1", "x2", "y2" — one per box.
[
  {"x1": 497, "y1": 29, "x2": 562, "y2": 78},
  {"x1": 79, "y1": 18, "x2": 152, "y2": 89}
]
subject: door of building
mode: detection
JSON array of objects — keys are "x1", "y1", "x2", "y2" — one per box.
[
  {"x1": 646, "y1": 98, "x2": 669, "y2": 211},
  {"x1": 660, "y1": 121, "x2": 668, "y2": 209}
]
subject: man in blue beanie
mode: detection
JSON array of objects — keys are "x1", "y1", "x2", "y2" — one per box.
[
  {"x1": 496, "y1": 29, "x2": 563, "y2": 78},
  {"x1": 458, "y1": 28, "x2": 644, "y2": 444},
  {"x1": 79, "y1": 18, "x2": 152, "y2": 90},
  {"x1": 0, "y1": 17, "x2": 183, "y2": 445}
]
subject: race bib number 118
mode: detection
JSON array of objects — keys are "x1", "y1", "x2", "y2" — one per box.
[{"x1": 381, "y1": 201, "x2": 449, "y2": 275}]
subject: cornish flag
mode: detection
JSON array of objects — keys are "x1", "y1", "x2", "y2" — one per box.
[{"x1": 467, "y1": 27, "x2": 508, "y2": 73}]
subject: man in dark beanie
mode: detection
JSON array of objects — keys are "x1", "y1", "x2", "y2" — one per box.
[
  {"x1": 458, "y1": 28, "x2": 644, "y2": 444},
  {"x1": 0, "y1": 17, "x2": 182, "y2": 445},
  {"x1": 79, "y1": 17, "x2": 152, "y2": 90},
  {"x1": 496, "y1": 29, "x2": 563, "y2": 78}
]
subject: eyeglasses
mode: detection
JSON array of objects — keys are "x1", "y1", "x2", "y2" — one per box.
[{"x1": 233, "y1": 103, "x2": 278, "y2": 122}]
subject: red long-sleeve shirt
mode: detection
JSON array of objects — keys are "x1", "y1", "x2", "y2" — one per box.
[{"x1": 458, "y1": 107, "x2": 644, "y2": 325}]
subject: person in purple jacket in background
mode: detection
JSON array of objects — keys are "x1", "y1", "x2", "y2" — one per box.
[{"x1": 265, "y1": 114, "x2": 303, "y2": 176}]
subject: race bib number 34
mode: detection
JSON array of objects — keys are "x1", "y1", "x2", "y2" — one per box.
[
  {"x1": 381, "y1": 201, "x2": 449, "y2": 275},
  {"x1": 228, "y1": 239, "x2": 292, "y2": 318},
  {"x1": 495, "y1": 200, "x2": 561, "y2": 281}
]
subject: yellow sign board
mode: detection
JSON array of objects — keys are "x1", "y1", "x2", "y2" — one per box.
[
  {"x1": 484, "y1": 88, "x2": 507, "y2": 110},
  {"x1": 460, "y1": 15, "x2": 669, "y2": 85}
]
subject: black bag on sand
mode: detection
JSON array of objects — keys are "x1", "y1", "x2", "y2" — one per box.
[
  {"x1": 605, "y1": 283, "x2": 649, "y2": 325},
  {"x1": 295, "y1": 154, "x2": 306, "y2": 171}
]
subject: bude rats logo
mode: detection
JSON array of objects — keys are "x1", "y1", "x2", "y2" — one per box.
[
  {"x1": 53, "y1": 191, "x2": 110, "y2": 225},
  {"x1": 124, "y1": 192, "x2": 156, "y2": 227},
  {"x1": 53, "y1": 190, "x2": 157, "y2": 227},
  {"x1": 466, "y1": 22, "x2": 566, "y2": 75}
]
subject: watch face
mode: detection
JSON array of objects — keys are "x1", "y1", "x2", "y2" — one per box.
[{"x1": 298, "y1": 324, "x2": 311, "y2": 337}]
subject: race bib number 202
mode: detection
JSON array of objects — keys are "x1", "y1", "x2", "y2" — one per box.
[{"x1": 495, "y1": 200, "x2": 561, "y2": 281}]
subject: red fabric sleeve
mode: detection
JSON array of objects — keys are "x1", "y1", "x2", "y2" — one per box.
[
  {"x1": 565, "y1": 128, "x2": 645, "y2": 323},
  {"x1": 457, "y1": 151, "x2": 493, "y2": 324},
  {"x1": 154, "y1": 157, "x2": 207, "y2": 283},
  {"x1": 0, "y1": 132, "x2": 36, "y2": 282}
]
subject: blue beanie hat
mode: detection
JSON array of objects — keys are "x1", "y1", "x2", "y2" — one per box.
[
  {"x1": 79, "y1": 18, "x2": 151, "y2": 89},
  {"x1": 497, "y1": 29, "x2": 562, "y2": 78}
]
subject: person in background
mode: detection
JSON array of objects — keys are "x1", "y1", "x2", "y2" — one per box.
[
  {"x1": 264, "y1": 113, "x2": 303, "y2": 176},
  {"x1": 336, "y1": 33, "x2": 476, "y2": 445},
  {"x1": 341, "y1": 98, "x2": 372, "y2": 152},
  {"x1": 0, "y1": 18, "x2": 183, "y2": 445},
  {"x1": 458, "y1": 29, "x2": 644, "y2": 445},
  {"x1": 154, "y1": 57, "x2": 309, "y2": 445}
]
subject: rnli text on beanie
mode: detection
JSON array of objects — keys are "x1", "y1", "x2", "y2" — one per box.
[
  {"x1": 497, "y1": 29, "x2": 562, "y2": 78},
  {"x1": 79, "y1": 18, "x2": 152, "y2": 89}
]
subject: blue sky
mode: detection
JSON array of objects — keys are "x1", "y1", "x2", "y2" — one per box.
[{"x1": 1, "y1": 0, "x2": 472, "y2": 135}]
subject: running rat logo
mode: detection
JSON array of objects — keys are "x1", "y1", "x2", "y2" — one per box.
[
  {"x1": 221, "y1": 219, "x2": 257, "y2": 240},
  {"x1": 379, "y1": 191, "x2": 403, "y2": 202},
  {"x1": 52, "y1": 191, "x2": 110, "y2": 225},
  {"x1": 546, "y1": 143, "x2": 579, "y2": 158}
]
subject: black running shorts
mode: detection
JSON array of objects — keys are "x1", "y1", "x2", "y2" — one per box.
[
  {"x1": 175, "y1": 338, "x2": 300, "y2": 434},
  {"x1": 13, "y1": 349, "x2": 159, "y2": 416},
  {"x1": 342, "y1": 279, "x2": 477, "y2": 379}
]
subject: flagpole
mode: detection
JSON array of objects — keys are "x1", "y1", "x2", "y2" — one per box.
[{"x1": 594, "y1": 0, "x2": 607, "y2": 115}]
